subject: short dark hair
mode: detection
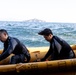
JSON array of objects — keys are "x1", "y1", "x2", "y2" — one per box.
[
  {"x1": 0, "y1": 29, "x2": 8, "y2": 35},
  {"x1": 38, "y1": 28, "x2": 53, "y2": 36}
]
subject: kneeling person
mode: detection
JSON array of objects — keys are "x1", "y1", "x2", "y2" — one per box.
[
  {"x1": 38, "y1": 28, "x2": 75, "y2": 61},
  {"x1": 0, "y1": 29, "x2": 30, "y2": 64}
]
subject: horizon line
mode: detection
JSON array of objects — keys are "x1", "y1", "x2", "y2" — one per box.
[{"x1": 0, "y1": 18, "x2": 76, "y2": 23}]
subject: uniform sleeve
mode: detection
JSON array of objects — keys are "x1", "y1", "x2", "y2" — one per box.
[
  {"x1": 41, "y1": 47, "x2": 52, "y2": 61},
  {"x1": 0, "y1": 38, "x2": 17, "y2": 61}
]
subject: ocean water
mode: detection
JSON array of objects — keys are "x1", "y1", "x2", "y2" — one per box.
[{"x1": 0, "y1": 19, "x2": 76, "y2": 49}]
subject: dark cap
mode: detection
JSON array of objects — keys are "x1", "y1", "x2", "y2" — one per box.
[{"x1": 38, "y1": 28, "x2": 53, "y2": 36}]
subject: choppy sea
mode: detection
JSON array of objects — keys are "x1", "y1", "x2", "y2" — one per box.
[{"x1": 0, "y1": 19, "x2": 76, "y2": 49}]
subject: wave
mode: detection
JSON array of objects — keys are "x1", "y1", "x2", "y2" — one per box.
[{"x1": 0, "y1": 19, "x2": 76, "y2": 48}]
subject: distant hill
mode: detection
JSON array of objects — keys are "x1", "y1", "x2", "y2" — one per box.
[{"x1": 24, "y1": 19, "x2": 46, "y2": 23}]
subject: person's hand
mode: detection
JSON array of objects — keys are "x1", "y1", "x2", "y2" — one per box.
[
  {"x1": 36, "y1": 59, "x2": 41, "y2": 62},
  {"x1": 24, "y1": 57, "x2": 27, "y2": 62}
]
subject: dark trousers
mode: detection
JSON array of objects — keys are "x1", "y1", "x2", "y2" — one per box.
[{"x1": 10, "y1": 54, "x2": 27, "y2": 64}]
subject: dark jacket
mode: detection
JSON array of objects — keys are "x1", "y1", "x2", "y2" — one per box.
[
  {"x1": 41, "y1": 36, "x2": 75, "y2": 61},
  {"x1": 0, "y1": 36, "x2": 30, "y2": 62}
]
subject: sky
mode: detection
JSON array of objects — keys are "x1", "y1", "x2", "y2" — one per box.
[{"x1": 0, "y1": 0, "x2": 76, "y2": 23}]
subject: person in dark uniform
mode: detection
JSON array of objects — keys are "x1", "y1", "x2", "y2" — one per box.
[
  {"x1": 38, "y1": 28, "x2": 75, "y2": 61},
  {"x1": 0, "y1": 29, "x2": 30, "y2": 64}
]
